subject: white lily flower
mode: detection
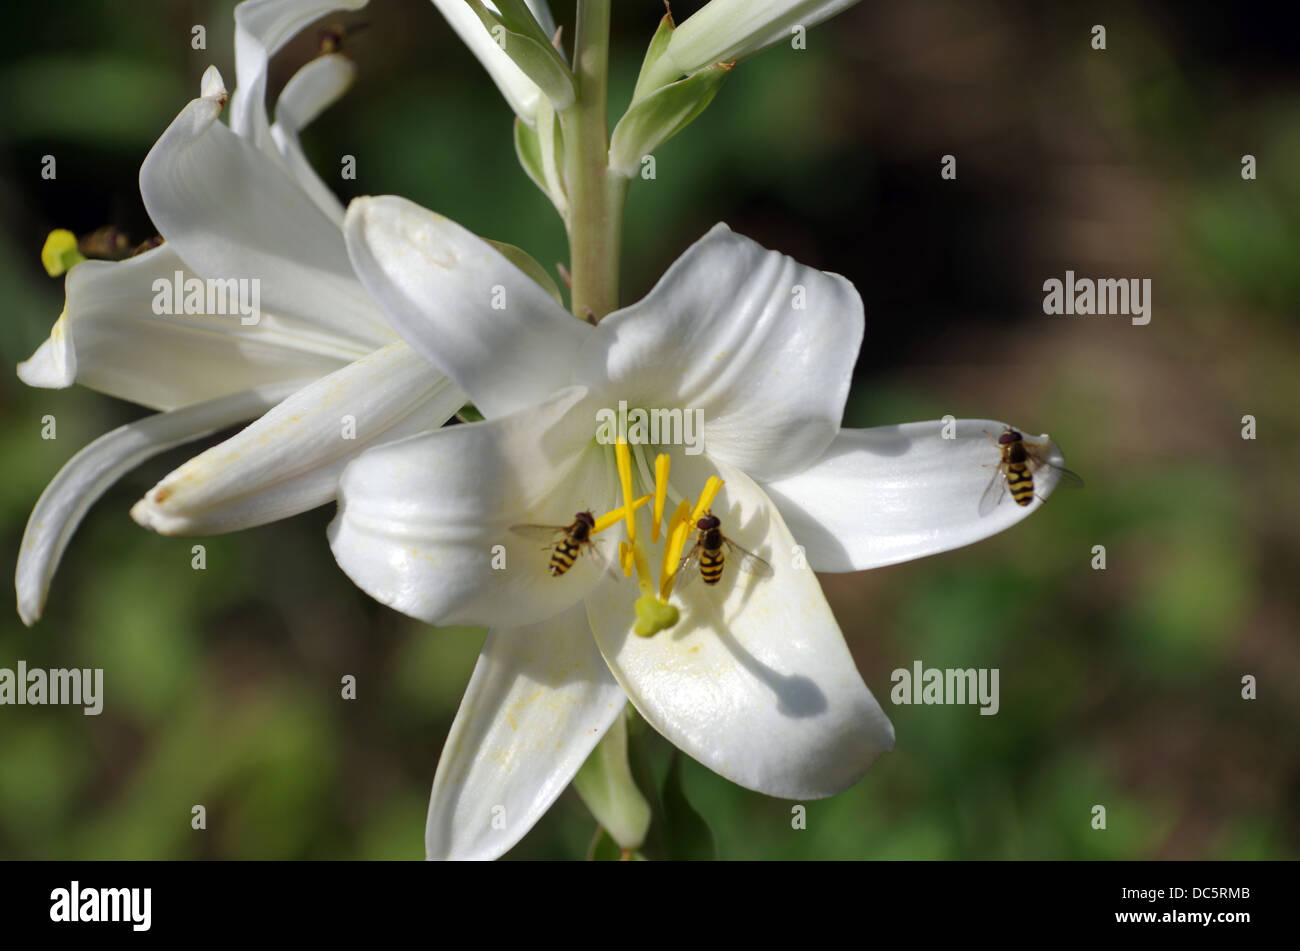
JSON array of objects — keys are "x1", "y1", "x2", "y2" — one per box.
[
  {"x1": 429, "y1": 0, "x2": 559, "y2": 124},
  {"x1": 336, "y1": 195, "x2": 1072, "y2": 859},
  {"x1": 664, "y1": 0, "x2": 859, "y2": 77},
  {"x1": 15, "y1": 0, "x2": 464, "y2": 625}
]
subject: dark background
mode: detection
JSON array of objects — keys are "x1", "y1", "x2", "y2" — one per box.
[{"x1": 0, "y1": 0, "x2": 1296, "y2": 858}]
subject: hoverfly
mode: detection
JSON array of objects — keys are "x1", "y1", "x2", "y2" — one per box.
[
  {"x1": 677, "y1": 511, "x2": 774, "y2": 590},
  {"x1": 510, "y1": 511, "x2": 611, "y2": 577},
  {"x1": 978, "y1": 428, "x2": 1083, "y2": 516}
]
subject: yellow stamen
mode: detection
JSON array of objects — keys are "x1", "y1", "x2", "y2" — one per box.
[
  {"x1": 592, "y1": 494, "x2": 651, "y2": 534},
  {"x1": 690, "y1": 476, "x2": 725, "y2": 524},
  {"x1": 651, "y1": 453, "x2": 670, "y2": 543},
  {"x1": 659, "y1": 500, "x2": 693, "y2": 601},
  {"x1": 618, "y1": 541, "x2": 633, "y2": 578},
  {"x1": 41, "y1": 230, "x2": 84, "y2": 277},
  {"x1": 614, "y1": 439, "x2": 637, "y2": 546}
]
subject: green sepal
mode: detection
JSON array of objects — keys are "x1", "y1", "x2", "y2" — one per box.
[
  {"x1": 631, "y1": 12, "x2": 679, "y2": 104},
  {"x1": 609, "y1": 62, "x2": 732, "y2": 177},
  {"x1": 573, "y1": 710, "x2": 652, "y2": 851},
  {"x1": 465, "y1": 0, "x2": 575, "y2": 111},
  {"x1": 484, "y1": 238, "x2": 564, "y2": 307}
]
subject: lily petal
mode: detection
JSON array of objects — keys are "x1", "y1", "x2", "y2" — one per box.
[
  {"x1": 582, "y1": 223, "x2": 861, "y2": 481},
  {"x1": 17, "y1": 245, "x2": 360, "y2": 411},
  {"x1": 666, "y1": 0, "x2": 859, "y2": 75},
  {"x1": 426, "y1": 603, "x2": 626, "y2": 860},
  {"x1": 760, "y1": 420, "x2": 1072, "y2": 572},
  {"x1": 328, "y1": 386, "x2": 616, "y2": 629},
  {"x1": 343, "y1": 195, "x2": 587, "y2": 418},
  {"x1": 429, "y1": 0, "x2": 544, "y2": 123},
  {"x1": 229, "y1": 0, "x2": 368, "y2": 154},
  {"x1": 270, "y1": 52, "x2": 356, "y2": 224},
  {"x1": 131, "y1": 342, "x2": 462, "y2": 535},
  {"x1": 15, "y1": 381, "x2": 306, "y2": 626},
  {"x1": 141, "y1": 71, "x2": 391, "y2": 351},
  {"x1": 586, "y1": 452, "x2": 894, "y2": 799}
]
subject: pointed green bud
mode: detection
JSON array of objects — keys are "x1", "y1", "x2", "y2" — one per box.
[
  {"x1": 666, "y1": 0, "x2": 860, "y2": 75},
  {"x1": 609, "y1": 62, "x2": 732, "y2": 178},
  {"x1": 631, "y1": 11, "x2": 679, "y2": 104}
]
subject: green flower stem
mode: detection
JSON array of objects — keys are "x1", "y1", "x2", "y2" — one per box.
[{"x1": 561, "y1": 0, "x2": 627, "y2": 322}]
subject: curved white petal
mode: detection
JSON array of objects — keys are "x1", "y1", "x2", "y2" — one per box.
[
  {"x1": 426, "y1": 604, "x2": 626, "y2": 860},
  {"x1": 270, "y1": 52, "x2": 356, "y2": 224},
  {"x1": 131, "y1": 343, "x2": 462, "y2": 535},
  {"x1": 666, "y1": 0, "x2": 859, "y2": 75},
  {"x1": 141, "y1": 76, "x2": 392, "y2": 351},
  {"x1": 585, "y1": 452, "x2": 894, "y2": 799},
  {"x1": 430, "y1": 0, "x2": 542, "y2": 123},
  {"x1": 328, "y1": 386, "x2": 616, "y2": 629},
  {"x1": 343, "y1": 195, "x2": 587, "y2": 418},
  {"x1": 17, "y1": 245, "x2": 363, "y2": 411},
  {"x1": 760, "y1": 420, "x2": 1073, "y2": 572},
  {"x1": 229, "y1": 0, "x2": 368, "y2": 153},
  {"x1": 582, "y1": 223, "x2": 861, "y2": 481},
  {"x1": 15, "y1": 381, "x2": 306, "y2": 626}
]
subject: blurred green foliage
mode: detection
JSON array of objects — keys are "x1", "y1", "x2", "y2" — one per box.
[{"x1": 0, "y1": 0, "x2": 1296, "y2": 860}]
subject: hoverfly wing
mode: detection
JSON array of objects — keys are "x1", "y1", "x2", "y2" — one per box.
[
  {"x1": 1023, "y1": 446, "x2": 1085, "y2": 491},
  {"x1": 723, "y1": 539, "x2": 774, "y2": 579},
  {"x1": 584, "y1": 538, "x2": 624, "y2": 581},
  {"x1": 508, "y1": 523, "x2": 565, "y2": 543},
  {"x1": 977, "y1": 465, "x2": 1008, "y2": 517},
  {"x1": 675, "y1": 543, "x2": 703, "y2": 592}
]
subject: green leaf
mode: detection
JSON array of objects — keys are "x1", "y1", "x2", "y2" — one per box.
[
  {"x1": 465, "y1": 0, "x2": 575, "y2": 110},
  {"x1": 484, "y1": 239, "x2": 564, "y2": 307},
  {"x1": 609, "y1": 62, "x2": 732, "y2": 177},
  {"x1": 632, "y1": 12, "x2": 680, "y2": 104},
  {"x1": 572, "y1": 710, "x2": 652, "y2": 850},
  {"x1": 659, "y1": 750, "x2": 717, "y2": 861}
]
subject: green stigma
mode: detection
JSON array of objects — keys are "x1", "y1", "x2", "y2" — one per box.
[
  {"x1": 634, "y1": 594, "x2": 679, "y2": 637},
  {"x1": 41, "y1": 230, "x2": 85, "y2": 277}
]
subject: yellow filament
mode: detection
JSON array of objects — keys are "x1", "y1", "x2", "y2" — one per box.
[{"x1": 651, "y1": 453, "x2": 670, "y2": 543}]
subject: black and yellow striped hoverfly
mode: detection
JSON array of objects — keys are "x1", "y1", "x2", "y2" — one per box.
[{"x1": 979, "y1": 428, "x2": 1083, "y2": 516}]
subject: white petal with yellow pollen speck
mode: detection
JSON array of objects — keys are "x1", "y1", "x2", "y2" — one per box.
[
  {"x1": 131, "y1": 342, "x2": 463, "y2": 535},
  {"x1": 426, "y1": 602, "x2": 626, "y2": 861}
]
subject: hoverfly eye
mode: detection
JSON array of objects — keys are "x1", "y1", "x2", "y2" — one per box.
[
  {"x1": 698, "y1": 516, "x2": 719, "y2": 530},
  {"x1": 998, "y1": 431, "x2": 1019, "y2": 445}
]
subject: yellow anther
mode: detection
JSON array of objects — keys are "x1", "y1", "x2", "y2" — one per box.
[
  {"x1": 614, "y1": 439, "x2": 637, "y2": 546},
  {"x1": 592, "y1": 494, "x2": 651, "y2": 534},
  {"x1": 41, "y1": 230, "x2": 84, "y2": 277},
  {"x1": 651, "y1": 453, "x2": 671, "y2": 543},
  {"x1": 659, "y1": 500, "x2": 693, "y2": 601},
  {"x1": 690, "y1": 475, "x2": 724, "y2": 524}
]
